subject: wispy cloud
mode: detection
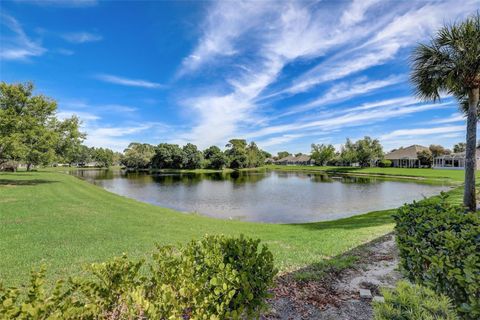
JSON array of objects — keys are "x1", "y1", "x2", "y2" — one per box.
[
  {"x1": 431, "y1": 113, "x2": 465, "y2": 124},
  {"x1": 0, "y1": 13, "x2": 46, "y2": 61},
  {"x1": 278, "y1": 0, "x2": 478, "y2": 96},
  {"x1": 380, "y1": 125, "x2": 465, "y2": 140},
  {"x1": 95, "y1": 74, "x2": 165, "y2": 89},
  {"x1": 62, "y1": 32, "x2": 102, "y2": 43}
]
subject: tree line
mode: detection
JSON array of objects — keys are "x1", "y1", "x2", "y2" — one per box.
[{"x1": 122, "y1": 139, "x2": 271, "y2": 170}]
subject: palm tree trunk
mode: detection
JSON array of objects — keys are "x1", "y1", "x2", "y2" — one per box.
[{"x1": 464, "y1": 88, "x2": 479, "y2": 211}]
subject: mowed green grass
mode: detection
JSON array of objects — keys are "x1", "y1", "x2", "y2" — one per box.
[
  {"x1": 0, "y1": 168, "x2": 463, "y2": 286},
  {"x1": 266, "y1": 165, "x2": 467, "y2": 182}
]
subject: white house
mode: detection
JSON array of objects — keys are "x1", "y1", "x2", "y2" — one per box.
[{"x1": 433, "y1": 147, "x2": 480, "y2": 170}]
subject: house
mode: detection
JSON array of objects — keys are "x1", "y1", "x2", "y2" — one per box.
[
  {"x1": 384, "y1": 145, "x2": 429, "y2": 168},
  {"x1": 433, "y1": 147, "x2": 480, "y2": 170},
  {"x1": 275, "y1": 154, "x2": 314, "y2": 166}
]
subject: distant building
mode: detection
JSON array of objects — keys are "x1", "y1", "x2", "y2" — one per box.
[
  {"x1": 384, "y1": 145, "x2": 429, "y2": 168},
  {"x1": 433, "y1": 147, "x2": 480, "y2": 170},
  {"x1": 275, "y1": 154, "x2": 314, "y2": 166}
]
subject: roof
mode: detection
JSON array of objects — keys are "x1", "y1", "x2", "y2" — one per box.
[
  {"x1": 385, "y1": 145, "x2": 429, "y2": 160},
  {"x1": 276, "y1": 155, "x2": 312, "y2": 162},
  {"x1": 434, "y1": 147, "x2": 480, "y2": 159}
]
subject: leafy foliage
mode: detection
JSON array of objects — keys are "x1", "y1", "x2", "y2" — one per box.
[
  {"x1": 310, "y1": 143, "x2": 335, "y2": 166},
  {"x1": 122, "y1": 143, "x2": 155, "y2": 169},
  {"x1": 373, "y1": 281, "x2": 458, "y2": 320},
  {"x1": 393, "y1": 195, "x2": 480, "y2": 319},
  {"x1": 377, "y1": 159, "x2": 392, "y2": 167},
  {"x1": 0, "y1": 82, "x2": 85, "y2": 170},
  {"x1": 339, "y1": 136, "x2": 384, "y2": 167},
  {"x1": 0, "y1": 235, "x2": 276, "y2": 319},
  {"x1": 203, "y1": 145, "x2": 228, "y2": 170},
  {"x1": 417, "y1": 149, "x2": 433, "y2": 167}
]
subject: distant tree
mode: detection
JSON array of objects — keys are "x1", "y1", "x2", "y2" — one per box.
[
  {"x1": 203, "y1": 146, "x2": 227, "y2": 170},
  {"x1": 183, "y1": 143, "x2": 203, "y2": 169},
  {"x1": 122, "y1": 143, "x2": 155, "y2": 169},
  {"x1": 294, "y1": 152, "x2": 303, "y2": 157},
  {"x1": 92, "y1": 147, "x2": 114, "y2": 168},
  {"x1": 246, "y1": 142, "x2": 265, "y2": 168},
  {"x1": 410, "y1": 12, "x2": 480, "y2": 210},
  {"x1": 277, "y1": 151, "x2": 291, "y2": 159},
  {"x1": 429, "y1": 144, "x2": 448, "y2": 157},
  {"x1": 355, "y1": 136, "x2": 384, "y2": 167},
  {"x1": 453, "y1": 142, "x2": 466, "y2": 153},
  {"x1": 417, "y1": 150, "x2": 433, "y2": 167},
  {"x1": 262, "y1": 150, "x2": 272, "y2": 159},
  {"x1": 151, "y1": 143, "x2": 185, "y2": 169},
  {"x1": 72, "y1": 145, "x2": 93, "y2": 165},
  {"x1": 225, "y1": 139, "x2": 248, "y2": 169},
  {"x1": 54, "y1": 116, "x2": 86, "y2": 164},
  {"x1": 339, "y1": 139, "x2": 357, "y2": 165},
  {"x1": 310, "y1": 144, "x2": 335, "y2": 166}
]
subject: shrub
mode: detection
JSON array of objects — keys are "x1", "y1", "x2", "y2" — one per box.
[
  {"x1": 377, "y1": 159, "x2": 392, "y2": 167},
  {"x1": 393, "y1": 195, "x2": 480, "y2": 319},
  {"x1": 373, "y1": 281, "x2": 458, "y2": 320},
  {"x1": 0, "y1": 235, "x2": 277, "y2": 319}
]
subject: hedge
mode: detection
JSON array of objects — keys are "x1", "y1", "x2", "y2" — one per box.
[
  {"x1": 393, "y1": 194, "x2": 480, "y2": 319},
  {"x1": 0, "y1": 235, "x2": 277, "y2": 319}
]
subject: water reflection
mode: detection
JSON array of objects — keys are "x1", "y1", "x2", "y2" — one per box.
[{"x1": 70, "y1": 169, "x2": 451, "y2": 223}]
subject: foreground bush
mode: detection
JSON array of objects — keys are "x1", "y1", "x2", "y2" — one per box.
[
  {"x1": 393, "y1": 195, "x2": 480, "y2": 319},
  {"x1": 0, "y1": 235, "x2": 277, "y2": 319},
  {"x1": 373, "y1": 281, "x2": 458, "y2": 320}
]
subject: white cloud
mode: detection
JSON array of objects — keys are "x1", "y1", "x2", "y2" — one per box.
[
  {"x1": 431, "y1": 113, "x2": 465, "y2": 124},
  {"x1": 279, "y1": 0, "x2": 478, "y2": 96},
  {"x1": 279, "y1": 75, "x2": 404, "y2": 117},
  {"x1": 0, "y1": 13, "x2": 46, "y2": 61},
  {"x1": 57, "y1": 110, "x2": 100, "y2": 122},
  {"x1": 380, "y1": 125, "x2": 465, "y2": 140},
  {"x1": 62, "y1": 32, "x2": 102, "y2": 43},
  {"x1": 95, "y1": 74, "x2": 165, "y2": 89}
]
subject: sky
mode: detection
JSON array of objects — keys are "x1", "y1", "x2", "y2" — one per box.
[{"x1": 1, "y1": 0, "x2": 479, "y2": 154}]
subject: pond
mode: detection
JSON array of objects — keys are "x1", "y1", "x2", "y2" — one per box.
[{"x1": 70, "y1": 169, "x2": 451, "y2": 223}]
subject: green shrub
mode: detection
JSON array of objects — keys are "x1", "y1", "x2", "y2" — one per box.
[
  {"x1": 393, "y1": 195, "x2": 480, "y2": 319},
  {"x1": 373, "y1": 281, "x2": 459, "y2": 320},
  {"x1": 0, "y1": 235, "x2": 277, "y2": 319},
  {"x1": 377, "y1": 159, "x2": 392, "y2": 167}
]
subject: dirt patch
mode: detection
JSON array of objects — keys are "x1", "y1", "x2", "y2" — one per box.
[{"x1": 263, "y1": 233, "x2": 401, "y2": 320}]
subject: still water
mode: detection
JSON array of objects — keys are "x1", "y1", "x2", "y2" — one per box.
[{"x1": 71, "y1": 169, "x2": 451, "y2": 223}]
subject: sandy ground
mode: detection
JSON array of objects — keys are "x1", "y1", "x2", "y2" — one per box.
[{"x1": 263, "y1": 233, "x2": 401, "y2": 320}]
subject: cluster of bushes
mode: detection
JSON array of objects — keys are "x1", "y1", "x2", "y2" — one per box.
[
  {"x1": 122, "y1": 139, "x2": 270, "y2": 171},
  {"x1": 393, "y1": 194, "x2": 480, "y2": 319},
  {"x1": 373, "y1": 281, "x2": 458, "y2": 319},
  {"x1": 0, "y1": 235, "x2": 277, "y2": 319}
]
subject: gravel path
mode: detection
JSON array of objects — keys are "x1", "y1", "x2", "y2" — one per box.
[{"x1": 263, "y1": 234, "x2": 401, "y2": 320}]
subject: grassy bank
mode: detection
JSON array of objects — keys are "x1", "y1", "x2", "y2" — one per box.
[
  {"x1": 266, "y1": 165, "x2": 468, "y2": 182},
  {"x1": 0, "y1": 168, "x2": 463, "y2": 286}
]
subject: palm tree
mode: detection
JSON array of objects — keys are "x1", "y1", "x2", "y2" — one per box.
[{"x1": 411, "y1": 12, "x2": 480, "y2": 211}]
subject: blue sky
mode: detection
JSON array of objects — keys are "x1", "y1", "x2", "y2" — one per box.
[{"x1": 1, "y1": 0, "x2": 478, "y2": 154}]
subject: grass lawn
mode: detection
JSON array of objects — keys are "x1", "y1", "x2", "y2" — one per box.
[
  {"x1": 0, "y1": 167, "x2": 464, "y2": 286},
  {"x1": 266, "y1": 165, "x2": 467, "y2": 182}
]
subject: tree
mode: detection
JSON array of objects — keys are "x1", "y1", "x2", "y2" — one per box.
[
  {"x1": 411, "y1": 13, "x2": 480, "y2": 210},
  {"x1": 246, "y1": 142, "x2": 265, "y2": 168},
  {"x1": 0, "y1": 82, "x2": 84, "y2": 171},
  {"x1": 54, "y1": 116, "x2": 86, "y2": 164},
  {"x1": 453, "y1": 142, "x2": 466, "y2": 153},
  {"x1": 92, "y1": 147, "x2": 114, "y2": 168},
  {"x1": 355, "y1": 136, "x2": 383, "y2": 167},
  {"x1": 429, "y1": 144, "x2": 448, "y2": 158},
  {"x1": 122, "y1": 143, "x2": 155, "y2": 169},
  {"x1": 151, "y1": 143, "x2": 185, "y2": 169},
  {"x1": 310, "y1": 144, "x2": 335, "y2": 166},
  {"x1": 277, "y1": 151, "x2": 291, "y2": 159},
  {"x1": 203, "y1": 146, "x2": 227, "y2": 170},
  {"x1": 339, "y1": 138, "x2": 357, "y2": 165},
  {"x1": 417, "y1": 150, "x2": 433, "y2": 167},
  {"x1": 225, "y1": 139, "x2": 248, "y2": 169},
  {"x1": 183, "y1": 143, "x2": 203, "y2": 169}
]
